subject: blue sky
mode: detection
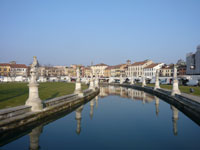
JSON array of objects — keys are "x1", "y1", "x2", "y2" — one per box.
[{"x1": 0, "y1": 0, "x2": 200, "y2": 66}]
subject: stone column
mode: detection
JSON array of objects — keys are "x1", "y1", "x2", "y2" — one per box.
[
  {"x1": 171, "y1": 105, "x2": 179, "y2": 135},
  {"x1": 171, "y1": 65, "x2": 181, "y2": 96},
  {"x1": 130, "y1": 77, "x2": 134, "y2": 85},
  {"x1": 29, "y1": 125, "x2": 43, "y2": 150},
  {"x1": 74, "y1": 67, "x2": 83, "y2": 97},
  {"x1": 94, "y1": 72, "x2": 99, "y2": 88},
  {"x1": 26, "y1": 56, "x2": 43, "y2": 111},
  {"x1": 120, "y1": 74, "x2": 123, "y2": 84},
  {"x1": 75, "y1": 105, "x2": 84, "y2": 135},
  {"x1": 90, "y1": 99, "x2": 94, "y2": 119},
  {"x1": 155, "y1": 96, "x2": 159, "y2": 116},
  {"x1": 154, "y1": 69, "x2": 160, "y2": 90},
  {"x1": 142, "y1": 76, "x2": 146, "y2": 87},
  {"x1": 89, "y1": 72, "x2": 95, "y2": 90}
]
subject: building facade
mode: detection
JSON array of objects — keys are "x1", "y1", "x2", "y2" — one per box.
[
  {"x1": 144, "y1": 63, "x2": 164, "y2": 79},
  {"x1": 91, "y1": 63, "x2": 108, "y2": 77},
  {"x1": 160, "y1": 64, "x2": 174, "y2": 77},
  {"x1": 127, "y1": 60, "x2": 153, "y2": 77},
  {"x1": 186, "y1": 45, "x2": 200, "y2": 75}
]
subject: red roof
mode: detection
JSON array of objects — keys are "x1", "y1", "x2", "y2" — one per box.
[
  {"x1": 0, "y1": 63, "x2": 27, "y2": 68},
  {"x1": 93, "y1": 63, "x2": 108, "y2": 66},
  {"x1": 131, "y1": 60, "x2": 150, "y2": 66},
  {"x1": 144, "y1": 63, "x2": 160, "y2": 69}
]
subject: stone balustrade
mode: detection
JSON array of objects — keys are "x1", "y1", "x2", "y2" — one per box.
[{"x1": 0, "y1": 105, "x2": 31, "y2": 121}]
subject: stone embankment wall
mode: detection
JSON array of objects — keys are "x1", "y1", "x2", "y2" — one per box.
[
  {"x1": 0, "y1": 88, "x2": 99, "y2": 133},
  {"x1": 101, "y1": 83, "x2": 200, "y2": 125}
]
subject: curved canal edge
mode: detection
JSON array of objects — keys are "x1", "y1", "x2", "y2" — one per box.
[
  {"x1": 101, "y1": 83, "x2": 200, "y2": 126},
  {"x1": 0, "y1": 88, "x2": 100, "y2": 134}
]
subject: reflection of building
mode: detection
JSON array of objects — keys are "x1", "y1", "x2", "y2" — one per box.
[
  {"x1": 186, "y1": 45, "x2": 200, "y2": 75},
  {"x1": 75, "y1": 105, "x2": 84, "y2": 135},
  {"x1": 100, "y1": 86, "x2": 154, "y2": 103},
  {"x1": 171, "y1": 105, "x2": 179, "y2": 136},
  {"x1": 29, "y1": 125, "x2": 43, "y2": 150}
]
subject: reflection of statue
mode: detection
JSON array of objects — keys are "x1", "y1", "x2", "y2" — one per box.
[
  {"x1": 155, "y1": 96, "x2": 159, "y2": 116},
  {"x1": 171, "y1": 105, "x2": 179, "y2": 135},
  {"x1": 75, "y1": 105, "x2": 84, "y2": 135},
  {"x1": 95, "y1": 96, "x2": 98, "y2": 108},
  {"x1": 90, "y1": 99, "x2": 94, "y2": 119},
  {"x1": 29, "y1": 125, "x2": 43, "y2": 150},
  {"x1": 26, "y1": 56, "x2": 43, "y2": 111}
]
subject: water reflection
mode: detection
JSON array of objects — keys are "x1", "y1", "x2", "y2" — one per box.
[
  {"x1": 155, "y1": 96, "x2": 160, "y2": 116},
  {"x1": 100, "y1": 86, "x2": 155, "y2": 103},
  {"x1": 75, "y1": 105, "x2": 84, "y2": 135},
  {"x1": 90, "y1": 99, "x2": 95, "y2": 119},
  {"x1": 2, "y1": 86, "x2": 192, "y2": 149},
  {"x1": 171, "y1": 105, "x2": 179, "y2": 135},
  {"x1": 29, "y1": 125, "x2": 43, "y2": 150}
]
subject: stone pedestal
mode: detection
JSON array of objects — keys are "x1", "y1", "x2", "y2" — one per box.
[
  {"x1": 74, "y1": 82, "x2": 84, "y2": 97},
  {"x1": 171, "y1": 65, "x2": 181, "y2": 96},
  {"x1": 95, "y1": 78, "x2": 99, "y2": 88},
  {"x1": 142, "y1": 77, "x2": 146, "y2": 87},
  {"x1": 131, "y1": 77, "x2": 134, "y2": 85},
  {"x1": 26, "y1": 83, "x2": 43, "y2": 111},
  {"x1": 26, "y1": 56, "x2": 43, "y2": 112},
  {"x1": 120, "y1": 75, "x2": 123, "y2": 84},
  {"x1": 154, "y1": 69, "x2": 160, "y2": 90}
]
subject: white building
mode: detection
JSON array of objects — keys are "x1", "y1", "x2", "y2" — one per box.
[
  {"x1": 10, "y1": 64, "x2": 28, "y2": 77},
  {"x1": 144, "y1": 63, "x2": 164, "y2": 79},
  {"x1": 91, "y1": 63, "x2": 108, "y2": 77},
  {"x1": 127, "y1": 60, "x2": 153, "y2": 77}
]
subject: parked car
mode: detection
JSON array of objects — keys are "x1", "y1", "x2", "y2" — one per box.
[{"x1": 186, "y1": 79, "x2": 199, "y2": 86}]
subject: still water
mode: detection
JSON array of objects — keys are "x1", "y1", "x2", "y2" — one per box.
[{"x1": 1, "y1": 86, "x2": 200, "y2": 150}]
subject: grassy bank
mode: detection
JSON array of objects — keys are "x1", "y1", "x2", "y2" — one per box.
[
  {"x1": 147, "y1": 84, "x2": 200, "y2": 96},
  {"x1": 0, "y1": 82, "x2": 88, "y2": 109}
]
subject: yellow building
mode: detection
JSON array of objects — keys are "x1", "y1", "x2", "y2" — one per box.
[{"x1": 0, "y1": 64, "x2": 11, "y2": 76}]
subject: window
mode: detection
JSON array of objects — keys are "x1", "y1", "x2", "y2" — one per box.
[{"x1": 4, "y1": 68, "x2": 7, "y2": 71}]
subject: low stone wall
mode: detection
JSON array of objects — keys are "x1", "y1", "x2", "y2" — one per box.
[
  {"x1": 0, "y1": 105, "x2": 31, "y2": 121},
  {"x1": 0, "y1": 88, "x2": 99, "y2": 133},
  {"x1": 101, "y1": 83, "x2": 200, "y2": 125}
]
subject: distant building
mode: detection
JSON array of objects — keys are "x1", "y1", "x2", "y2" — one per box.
[
  {"x1": 177, "y1": 65, "x2": 186, "y2": 76},
  {"x1": 144, "y1": 63, "x2": 164, "y2": 79},
  {"x1": 160, "y1": 64, "x2": 174, "y2": 77},
  {"x1": 186, "y1": 45, "x2": 200, "y2": 75},
  {"x1": 84, "y1": 67, "x2": 91, "y2": 77},
  {"x1": 104, "y1": 66, "x2": 113, "y2": 78},
  {"x1": 127, "y1": 60, "x2": 153, "y2": 77},
  {"x1": 91, "y1": 63, "x2": 108, "y2": 77},
  {"x1": 110, "y1": 64, "x2": 128, "y2": 77},
  {"x1": 0, "y1": 62, "x2": 27, "y2": 77}
]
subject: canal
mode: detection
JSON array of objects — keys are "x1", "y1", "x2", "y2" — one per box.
[{"x1": 1, "y1": 86, "x2": 200, "y2": 149}]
